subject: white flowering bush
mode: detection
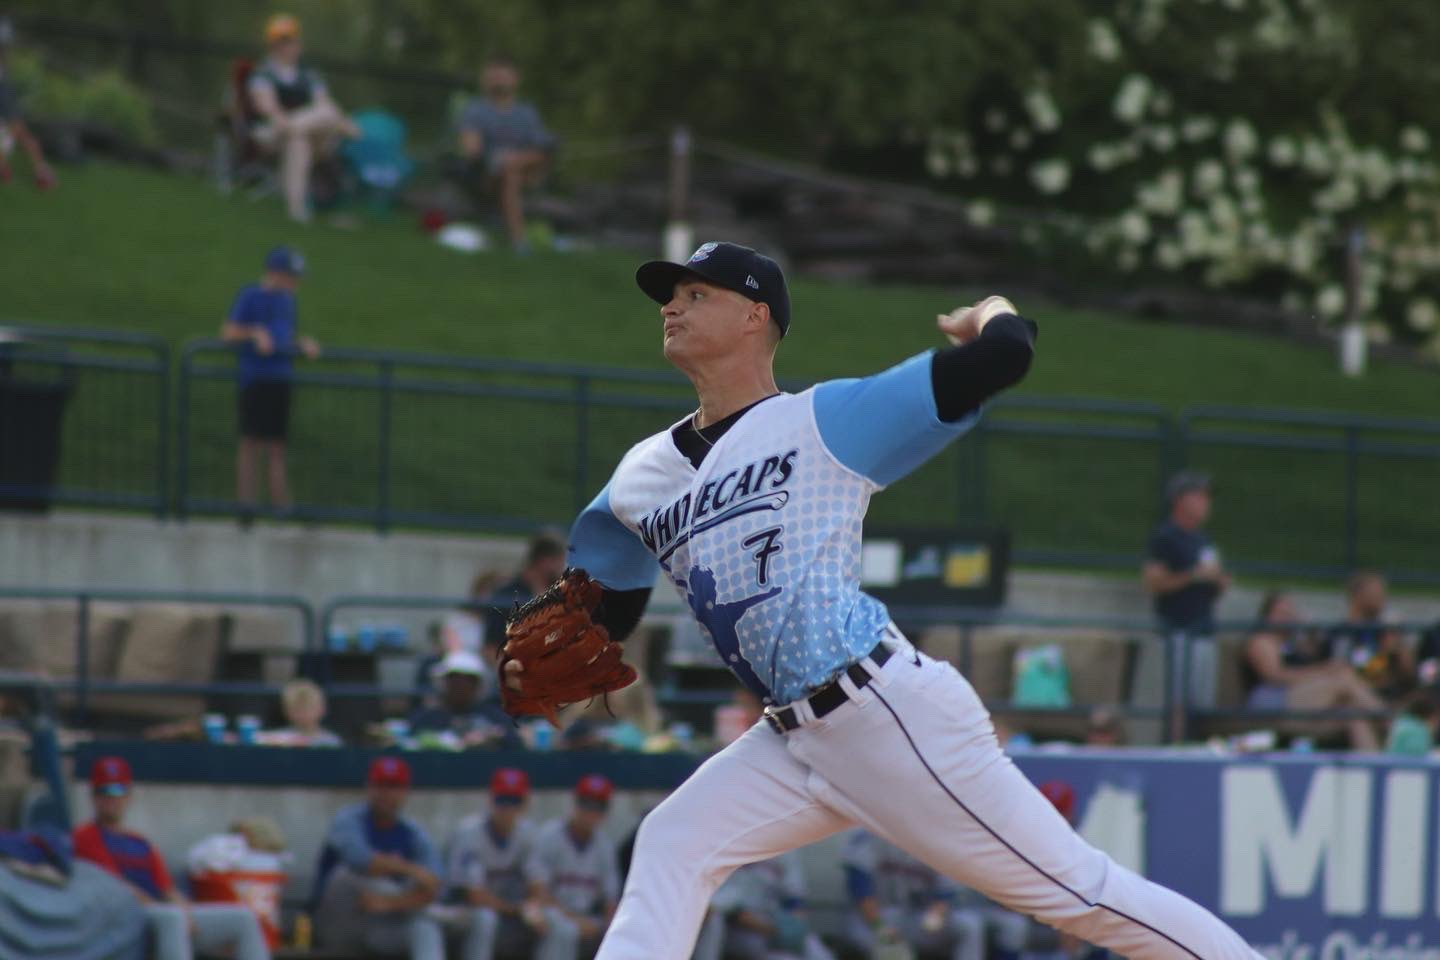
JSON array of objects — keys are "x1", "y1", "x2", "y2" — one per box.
[{"x1": 924, "y1": 0, "x2": 1440, "y2": 353}]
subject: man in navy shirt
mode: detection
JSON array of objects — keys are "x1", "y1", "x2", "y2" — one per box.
[
  {"x1": 1143, "y1": 471, "x2": 1231, "y2": 730},
  {"x1": 314, "y1": 756, "x2": 445, "y2": 958},
  {"x1": 221, "y1": 245, "x2": 320, "y2": 517}
]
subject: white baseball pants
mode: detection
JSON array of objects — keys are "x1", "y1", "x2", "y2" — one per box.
[{"x1": 598, "y1": 642, "x2": 1261, "y2": 960}]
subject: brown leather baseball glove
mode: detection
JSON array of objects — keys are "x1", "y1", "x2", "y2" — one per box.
[{"x1": 498, "y1": 569, "x2": 637, "y2": 726}]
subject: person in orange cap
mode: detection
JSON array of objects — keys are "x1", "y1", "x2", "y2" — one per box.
[{"x1": 248, "y1": 13, "x2": 359, "y2": 221}]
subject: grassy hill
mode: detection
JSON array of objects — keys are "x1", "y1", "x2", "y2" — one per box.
[
  {"x1": 3, "y1": 163, "x2": 1435, "y2": 411},
  {"x1": 1, "y1": 163, "x2": 1436, "y2": 578}
]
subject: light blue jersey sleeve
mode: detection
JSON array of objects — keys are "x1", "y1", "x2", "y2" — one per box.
[
  {"x1": 568, "y1": 482, "x2": 659, "y2": 590},
  {"x1": 812, "y1": 351, "x2": 980, "y2": 487}
]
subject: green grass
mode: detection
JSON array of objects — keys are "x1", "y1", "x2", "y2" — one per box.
[{"x1": 1, "y1": 163, "x2": 1437, "y2": 577}]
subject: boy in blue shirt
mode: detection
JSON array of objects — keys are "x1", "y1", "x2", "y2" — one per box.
[{"x1": 221, "y1": 245, "x2": 320, "y2": 516}]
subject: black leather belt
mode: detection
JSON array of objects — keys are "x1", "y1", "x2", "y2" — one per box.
[{"x1": 764, "y1": 642, "x2": 893, "y2": 734}]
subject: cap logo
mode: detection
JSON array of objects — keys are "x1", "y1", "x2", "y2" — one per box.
[
  {"x1": 688, "y1": 242, "x2": 718, "y2": 263},
  {"x1": 745, "y1": 274, "x2": 759, "y2": 290}
]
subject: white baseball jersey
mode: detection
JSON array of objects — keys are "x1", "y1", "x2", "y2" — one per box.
[
  {"x1": 842, "y1": 830, "x2": 952, "y2": 910},
  {"x1": 527, "y1": 818, "x2": 620, "y2": 917},
  {"x1": 569, "y1": 353, "x2": 976, "y2": 703},
  {"x1": 445, "y1": 814, "x2": 538, "y2": 903}
]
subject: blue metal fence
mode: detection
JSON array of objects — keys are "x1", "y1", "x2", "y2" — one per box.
[
  {"x1": 1180, "y1": 406, "x2": 1440, "y2": 584},
  {"x1": 6, "y1": 324, "x2": 1440, "y2": 582}
]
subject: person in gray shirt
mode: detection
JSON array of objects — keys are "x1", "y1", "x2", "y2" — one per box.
[{"x1": 456, "y1": 57, "x2": 556, "y2": 253}]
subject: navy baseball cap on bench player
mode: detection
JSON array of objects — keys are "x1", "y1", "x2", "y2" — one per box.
[{"x1": 636, "y1": 241, "x2": 792, "y2": 338}]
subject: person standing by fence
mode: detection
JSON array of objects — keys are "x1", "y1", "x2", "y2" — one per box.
[
  {"x1": 221, "y1": 245, "x2": 319, "y2": 519},
  {"x1": 1142, "y1": 471, "x2": 1230, "y2": 737}
]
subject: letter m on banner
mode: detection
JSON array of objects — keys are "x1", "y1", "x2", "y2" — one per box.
[{"x1": 1220, "y1": 766, "x2": 1371, "y2": 916}]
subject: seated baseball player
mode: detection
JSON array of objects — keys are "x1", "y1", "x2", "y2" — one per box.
[
  {"x1": 444, "y1": 767, "x2": 550, "y2": 960},
  {"x1": 72, "y1": 757, "x2": 270, "y2": 960},
  {"x1": 312, "y1": 756, "x2": 446, "y2": 959},
  {"x1": 693, "y1": 850, "x2": 834, "y2": 960},
  {"x1": 842, "y1": 829, "x2": 1028, "y2": 960},
  {"x1": 526, "y1": 775, "x2": 622, "y2": 959}
]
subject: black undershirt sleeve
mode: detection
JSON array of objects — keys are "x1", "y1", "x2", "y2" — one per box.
[
  {"x1": 930, "y1": 312, "x2": 1038, "y2": 423},
  {"x1": 596, "y1": 587, "x2": 653, "y2": 643}
]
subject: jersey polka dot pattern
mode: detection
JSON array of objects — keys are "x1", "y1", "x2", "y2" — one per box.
[{"x1": 608, "y1": 392, "x2": 892, "y2": 704}]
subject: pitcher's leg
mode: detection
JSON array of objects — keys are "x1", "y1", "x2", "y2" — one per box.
[
  {"x1": 790, "y1": 654, "x2": 1260, "y2": 960},
  {"x1": 597, "y1": 721, "x2": 852, "y2": 960}
]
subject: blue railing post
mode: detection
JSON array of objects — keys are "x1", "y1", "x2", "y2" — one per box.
[
  {"x1": 1343, "y1": 425, "x2": 1360, "y2": 571},
  {"x1": 1160, "y1": 630, "x2": 1176, "y2": 745},
  {"x1": 75, "y1": 594, "x2": 90, "y2": 722},
  {"x1": 155, "y1": 341, "x2": 170, "y2": 519},
  {"x1": 377, "y1": 359, "x2": 394, "y2": 533},
  {"x1": 574, "y1": 375, "x2": 592, "y2": 513},
  {"x1": 175, "y1": 345, "x2": 192, "y2": 521}
]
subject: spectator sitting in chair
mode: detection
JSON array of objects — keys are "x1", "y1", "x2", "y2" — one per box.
[
  {"x1": 314, "y1": 756, "x2": 445, "y2": 959},
  {"x1": 456, "y1": 57, "x2": 556, "y2": 254},
  {"x1": 1328, "y1": 570, "x2": 1416, "y2": 702},
  {"x1": 408, "y1": 650, "x2": 520, "y2": 749},
  {"x1": 0, "y1": 17, "x2": 57, "y2": 190},
  {"x1": 220, "y1": 244, "x2": 320, "y2": 519},
  {"x1": 248, "y1": 13, "x2": 359, "y2": 222},
  {"x1": 1243, "y1": 591, "x2": 1384, "y2": 751},
  {"x1": 73, "y1": 756, "x2": 270, "y2": 960}
]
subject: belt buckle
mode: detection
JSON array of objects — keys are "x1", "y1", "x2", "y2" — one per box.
[{"x1": 762, "y1": 706, "x2": 786, "y2": 734}]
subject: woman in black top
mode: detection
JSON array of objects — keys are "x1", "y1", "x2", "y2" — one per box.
[{"x1": 1243, "y1": 591, "x2": 1385, "y2": 750}]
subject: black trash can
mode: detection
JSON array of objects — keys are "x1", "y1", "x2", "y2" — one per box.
[{"x1": 0, "y1": 348, "x2": 74, "y2": 513}]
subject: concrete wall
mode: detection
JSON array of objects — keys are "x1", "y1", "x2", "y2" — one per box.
[
  {"x1": 11, "y1": 511, "x2": 1440, "y2": 621},
  {"x1": 4, "y1": 511, "x2": 529, "y2": 610}
]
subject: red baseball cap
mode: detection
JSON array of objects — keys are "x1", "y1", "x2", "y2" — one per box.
[
  {"x1": 91, "y1": 756, "x2": 133, "y2": 796},
  {"x1": 490, "y1": 767, "x2": 531, "y2": 801},
  {"x1": 1038, "y1": 780, "x2": 1076, "y2": 823},
  {"x1": 575, "y1": 773, "x2": 613, "y2": 806},
  {"x1": 368, "y1": 755, "x2": 412, "y2": 788}
]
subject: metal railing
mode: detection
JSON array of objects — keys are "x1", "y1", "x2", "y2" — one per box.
[
  {"x1": 0, "y1": 586, "x2": 314, "y2": 720},
  {"x1": 0, "y1": 587, "x2": 1431, "y2": 748},
  {"x1": 1180, "y1": 406, "x2": 1440, "y2": 584},
  {"x1": 177, "y1": 338, "x2": 700, "y2": 530},
  {"x1": 7, "y1": 325, "x2": 1440, "y2": 582},
  {"x1": 0, "y1": 324, "x2": 169, "y2": 516}
]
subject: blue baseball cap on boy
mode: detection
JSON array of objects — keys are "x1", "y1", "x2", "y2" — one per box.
[{"x1": 263, "y1": 245, "x2": 305, "y2": 276}]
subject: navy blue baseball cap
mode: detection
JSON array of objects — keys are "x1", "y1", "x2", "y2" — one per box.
[
  {"x1": 636, "y1": 242, "x2": 792, "y2": 338},
  {"x1": 263, "y1": 245, "x2": 305, "y2": 276}
]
